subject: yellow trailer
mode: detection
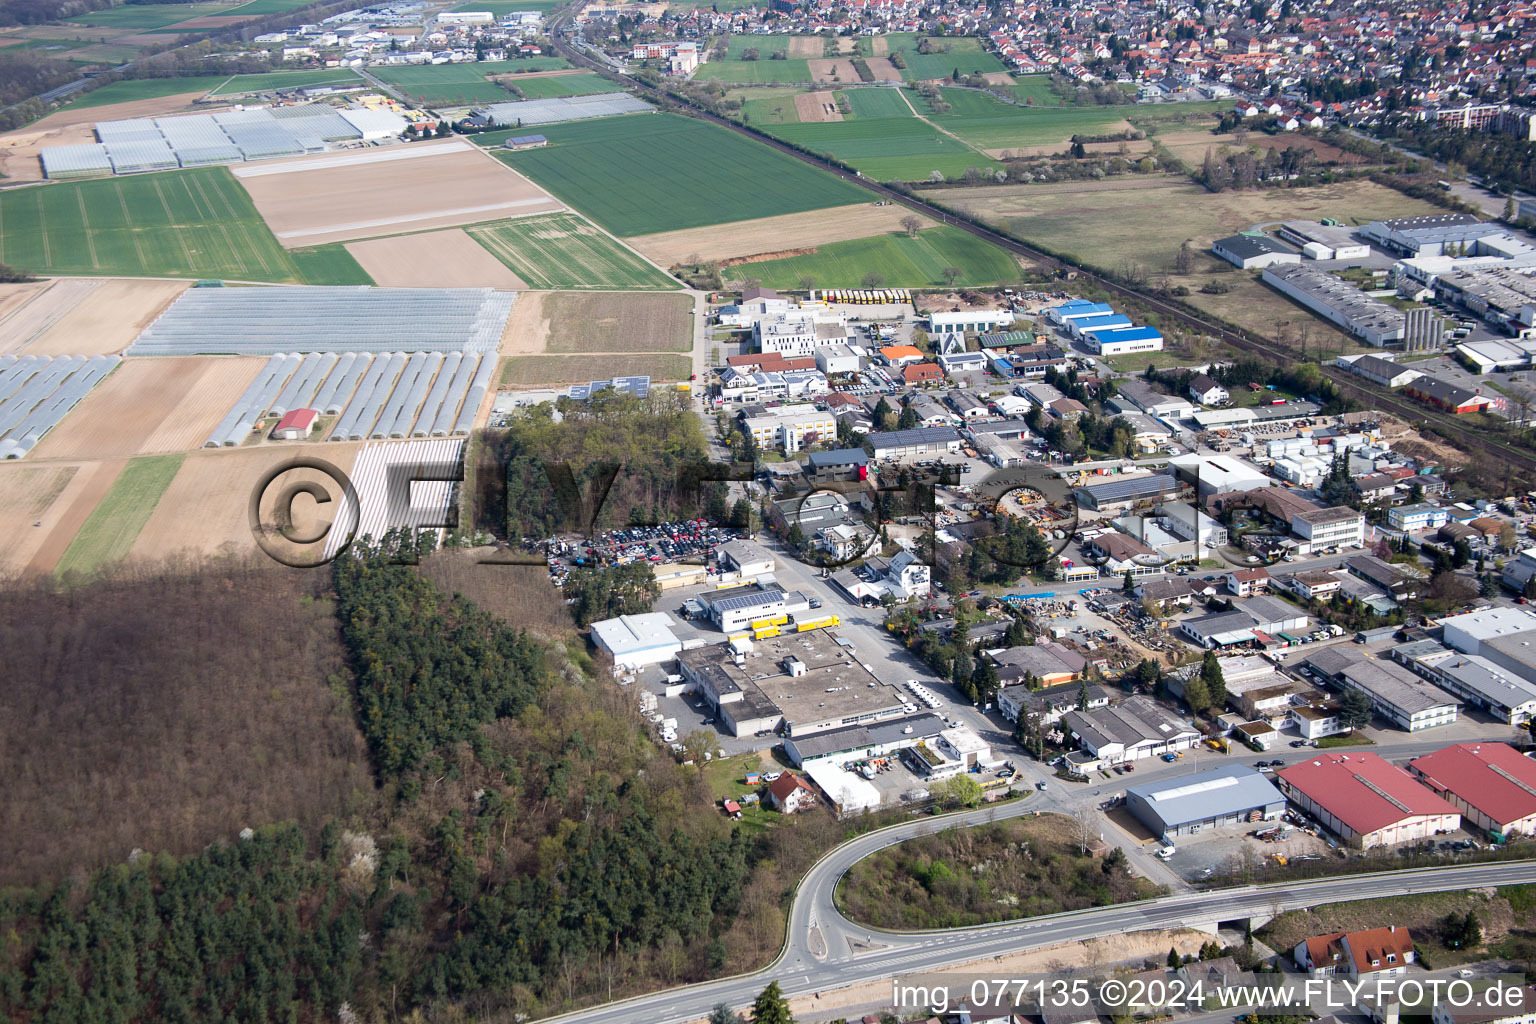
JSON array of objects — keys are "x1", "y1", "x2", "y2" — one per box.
[
  {"x1": 753, "y1": 625, "x2": 781, "y2": 639},
  {"x1": 794, "y1": 615, "x2": 841, "y2": 632},
  {"x1": 750, "y1": 614, "x2": 788, "y2": 630}
]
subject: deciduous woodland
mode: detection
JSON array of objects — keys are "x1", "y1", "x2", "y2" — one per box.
[{"x1": 0, "y1": 538, "x2": 806, "y2": 1021}]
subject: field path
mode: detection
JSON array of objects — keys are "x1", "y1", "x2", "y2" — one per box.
[
  {"x1": 894, "y1": 87, "x2": 991, "y2": 158},
  {"x1": 23, "y1": 458, "x2": 127, "y2": 574}
]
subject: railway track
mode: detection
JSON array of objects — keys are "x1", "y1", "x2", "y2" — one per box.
[{"x1": 545, "y1": 27, "x2": 1536, "y2": 476}]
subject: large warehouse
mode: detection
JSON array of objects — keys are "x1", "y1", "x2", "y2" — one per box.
[
  {"x1": 1407, "y1": 742, "x2": 1536, "y2": 838},
  {"x1": 1276, "y1": 752, "x2": 1461, "y2": 849},
  {"x1": 589, "y1": 612, "x2": 684, "y2": 671},
  {"x1": 1125, "y1": 763, "x2": 1285, "y2": 842}
]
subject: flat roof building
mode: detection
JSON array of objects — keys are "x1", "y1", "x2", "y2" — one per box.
[
  {"x1": 1075, "y1": 472, "x2": 1183, "y2": 512},
  {"x1": 1408, "y1": 742, "x2": 1536, "y2": 838},
  {"x1": 1213, "y1": 233, "x2": 1302, "y2": 270},
  {"x1": 1125, "y1": 763, "x2": 1286, "y2": 842},
  {"x1": 783, "y1": 712, "x2": 946, "y2": 766},
  {"x1": 590, "y1": 612, "x2": 683, "y2": 672},
  {"x1": 1261, "y1": 264, "x2": 1406, "y2": 347},
  {"x1": 1305, "y1": 647, "x2": 1458, "y2": 731},
  {"x1": 1276, "y1": 752, "x2": 1461, "y2": 849},
  {"x1": 868, "y1": 425, "x2": 962, "y2": 459}
]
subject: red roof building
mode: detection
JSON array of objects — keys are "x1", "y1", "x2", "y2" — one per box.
[
  {"x1": 1294, "y1": 926, "x2": 1415, "y2": 977},
  {"x1": 271, "y1": 407, "x2": 317, "y2": 440},
  {"x1": 903, "y1": 362, "x2": 943, "y2": 385},
  {"x1": 766, "y1": 773, "x2": 816, "y2": 813},
  {"x1": 1275, "y1": 752, "x2": 1460, "y2": 849},
  {"x1": 726, "y1": 353, "x2": 817, "y2": 373},
  {"x1": 1408, "y1": 742, "x2": 1536, "y2": 837}
]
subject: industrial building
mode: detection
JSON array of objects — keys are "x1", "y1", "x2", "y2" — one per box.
[
  {"x1": 1213, "y1": 233, "x2": 1302, "y2": 270},
  {"x1": 1125, "y1": 763, "x2": 1286, "y2": 842},
  {"x1": 1408, "y1": 742, "x2": 1536, "y2": 838},
  {"x1": 1277, "y1": 221, "x2": 1371, "y2": 261},
  {"x1": 1275, "y1": 752, "x2": 1461, "y2": 849},
  {"x1": 589, "y1": 612, "x2": 685, "y2": 672},
  {"x1": 467, "y1": 91, "x2": 652, "y2": 127},
  {"x1": 694, "y1": 581, "x2": 809, "y2": 633},
  {"x1": 1339, "y1": 354, "x2": 1421, "y2": 388},
  {"x1": 1074, "y1": 472, "x2": 1183, "y2": 512},
  {"x1": 1047, "y1": 299, "x2": 1114, "y2": 325},
  {"x1": 928, "y1": 309, "x2": 1014, "y2": 336},
  {"x1": 676, "y1": 629, "x2": 907, "y2": 738},
  {"x1": 1360, "y1": 214, "x2": 1506, "y2": 257},
  {"x1": 1401, "y1": 376, "x2": 1495, "y2": 414},
  {"x1": 1060, "y1": 695, "x2": 1200, "y2": 769},
  {"x1": 1169, "y1": 453, "x2": 1272, "y2": 497},
  {"x1": 783, "y1": 712, "x2": 946, "y2": 766},
  {"x1": 1261, "y1": 264, "x2": 1406, "y2": 347},
  {"x1": 1304, "y1": 647, "x2": 1459, "y2": 731},
  {"x1": 1086, "y1": 325, "x2": 1164, "y2": 356},
  {"x1": 868, "y1": 425, "x2": 962, "y2": 459},
  {"x1": 742, "y1": 405, "x2": 836, "y2": 453}
]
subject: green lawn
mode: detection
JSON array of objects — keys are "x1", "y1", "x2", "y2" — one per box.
[
  {"x1": 372, "y1": 63, "x2": 520, "y2": 106},
  {"x1": 839, "y1": 86, "x2": 910, "y2": 118},
  {"x1": 62, "y1": 76, "x2": 231, "y2": 111},
  {"x1": 206, "y1": 69, "x2": 364, "y2": 97},
  {"x1": 762, "y1": 116, "x2": 999, "y2": 180},
  {"x1": 288, "y1": 244, "x2": 374, "y2": 286},
  {"x1": 466, "y1": 213, "x2": 677, "y2": 290},
  {"x1": 736, "y1": 86, "x2": 806, "y2": 125},
  {"x1": 881, "y1": 33, "x2": 1007, "y2": 80},
  {"x1": 733, "y1": 225, "x2": 1018, "y2": 289},
  {"x1": 55, "y1": 454, "x2": 185, "y2": 578},
  {"x1": 0, "y1": 168, "x2": 306, "y2": 282},
  {"x1": 694, "y1": 59, "x2": 813, "y2": 84},
  {"x1": 1008, "y1": 74, "x2": 1061, "y2": 106},
  {"x1": 510, "y1": 72, "x2": 612, "y2": 99},
  {"x1": 64, "y1": 2, "x2": 238, "y2": 28},
  {"x1": 724, "y1": 34, "x2": 793, "y2": 58},
  {"x1": 484, "y1": 113, "x2": 869, "y2": 236}
]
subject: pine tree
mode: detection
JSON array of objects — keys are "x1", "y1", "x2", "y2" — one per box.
[
  {"x1": 1182, "y1": 674, "x2": 1211, "y2": 715},
  {"x1": 1201, "y1": 650, "x2": 1227, "y2": 711},
  {"x1": 1168, "y1": 946, "x2": 1181, "y2": 969},
  {"x1": 710, "y1": 1004, "x2": 742, "y2": 1024},
  {"x1": 1076, "y1": 678, "x2": 1091, "y2": 710},
  {"x1": 750, "y1": 981, "x2": 795, "y2": 1024}
]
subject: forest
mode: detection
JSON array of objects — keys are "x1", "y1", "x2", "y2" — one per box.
[
  {"x1": 0, "y1": 540, "x2": 772, "y2": 1022},
  {"x1": 472, "y1": 391, "x2": 710, "y2": 542},
  {"x1": 1380, "y1": 121, "x2": 1535, "y2": 196}
]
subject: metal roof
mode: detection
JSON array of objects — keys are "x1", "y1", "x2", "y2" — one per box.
[
  {"x1": 1127, "y1": 763, "x2": 1284, "y2": 829},
  {"x1": 475, "y1": 92, "x2": 652, "y2": 126}
]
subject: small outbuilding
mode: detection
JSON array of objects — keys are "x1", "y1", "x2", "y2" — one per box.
[{"x1": 272, "y1": 407, "x2": 317, "y2": 440}]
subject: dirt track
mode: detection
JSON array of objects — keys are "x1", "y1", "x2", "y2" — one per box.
[
  {"x1": 346, "y1": 228, "x2": 529, "y2": 288},
  {"x1": 628, "y1": 203, "x2": 932, "y2": 266}
]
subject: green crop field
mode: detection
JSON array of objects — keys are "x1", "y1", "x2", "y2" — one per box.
[
  {"x1": 694, "y1": 59, "x2": 812, "y2": 84},
  {"x1": 55, "y1": 454, "x2": 185, "y2": 578},
  {"x1": 762, "y1": 116, "x2": 999, "y2": 181},
  {"x1": 288, "y1": 244, "x2": 374, "y2": 286},
  {"x1": 0, "y1": 168, "x2": 315, "y2": 282},
  {"x1": 485, "y1": 113, "x2": 869, "y2": 236},
  {"x1": 734, "y1": 225, "x2": 1018, "y2": 289},
  {"x1": 65, "y1": 2, "x2": 239, "y2": 28},
  {"x1": 467, "y1": 213, "x2": 677, "y2": 290},
  {"x1": 725, "y1": 34, "x2": 793, "y2": 58},
  {"x1": 1008, "y1": 74, "x2": 1061, "y2": 106},
  {"x1": 511, "y1": 72, "x2": 612, "y2": 99},
  {"x1": 62, "y1": 76, "x2": 231, "y2": 110},
  {"x1": 923, "y1": 88, "x2": 1131, "y2": 149},
  {"x1": 224, "y1": 0, "x2": 322, "y2": 13},
  {"x1": 206, "y1": 69, "x2": 364, "y2": 97},
  {"x1": 839, "y1": 87, "x2": 910, "y2": 118},
  {"x1": 881, "y1": 33, "x2": 1007, "y2": 80},
  {"x1": 372, "y1": 63, "x2": 519, "y2": 106},
  {"x1": 735, "y1": 87, "x2": 806, "y2": 124}
]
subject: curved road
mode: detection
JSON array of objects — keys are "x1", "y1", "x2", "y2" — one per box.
[{"x1": 538, "y1": 794, "x2": 1536, "y2": 1024}]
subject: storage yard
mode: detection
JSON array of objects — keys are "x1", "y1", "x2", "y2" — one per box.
[
  {"x1": 231, "y1": 141, "x2": 564, "y2": 247},
  {"x1": 465, "y1": 213, "x2": 677, "y2": 290}
]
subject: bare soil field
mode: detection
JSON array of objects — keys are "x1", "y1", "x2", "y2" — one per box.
[
  {"x1": 869, "y1": 36, "x2": 888, "y2": 56},
  {"x1": 629, "y1": 202, "x2": 933, "y2": 265},
  {"x1": 787, "y1": 36, "x2": 822, "y2": 58},
  {"x1": 0, "y1": 462, "x2": 79, "y2": 576},
  {"x1": 130, "y1": 441, "x2": 365, "y2": 564},
  {"x1": 232, "y1": 141, "x2": 563, "y2": 247},
  {"x1": 346, "y1": 228, "x2": 528, "y2": 288},
  {"x1": 498, "y1": 289, "x2": 549, "y2": 356},
  {"x1": 1156, "y1": 129, "x2": 1366, "y2": 167},
  {"x1": 18, "y1": 457, "x2": 126, "y2": 575},
  {"x1": 863, "y1": 57, "x2": 903, "y2": 81},
  {"x1": 0, "y1": 279, "x2": 54, "y2": 333},
  {"x1": 835, "y1": 38, "x2": 854, "y2": 54},
  {"x1": 0, "y1": 278, "x2": 189, "y2": 356},
  {"x1": 544, "y1": 291, "x2": 692, "y2": 353},
  {"x1": 794, "y1": 90, "x2": 843, "y2": 122},
  {"x1": 30, "y1": 356, "x2": 265, "y2": 460},
  {"x1": 809, "y1": 58, "x2": 858, "y2": 84},
  {"x1": 982, "y1": 72, "x2": 1014, "y2": 85}
]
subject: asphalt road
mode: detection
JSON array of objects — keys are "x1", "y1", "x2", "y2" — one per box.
[{"x1": 537, "y1": 835, "x2": 1536, "y2": 1024}]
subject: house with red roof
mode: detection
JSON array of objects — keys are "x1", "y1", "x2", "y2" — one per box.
[
  {"x1": 1275, "y1": 752, "x2": 1460, "y2": 849},
  {"x1": 766, "y1": 773, "x2": 816, "y2": 814},
  {"x1": 1293, "y1": 926, "x2": 1415, "y2": 977},
  {"x1": 1408, "y1": 742, "x2": 1536, "y2": 838}
]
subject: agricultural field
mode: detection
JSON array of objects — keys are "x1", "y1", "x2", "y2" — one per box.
[
  {"x1": 881, "y1": 33, "x2": 1008, "y2": 80},
  {"x1": 936, "y1": 176, "x2": 1440, "y2": 275},
  {"x1": 542, "y1": 292, "x2": 693, "y2": 353},
  {"x1": 59, "y1": 75, "x2": 231, "y2": 110},
  {"x1": 54, "y1": 453, "x2": 185, "y2": 577},
  {"x1": 486, "y1": 113, "x2": 869, "y2": 236},
  {"x1": 629, "y1": 202, "x2": 932, "y2": 266},
  {"x1": 839, "y1": 86, "x2": 911, "y2": 118},
  {"x1": 64, "y1": 2, "x2": 240, "y2": 28},
  {"x1": 763, "y1": 115, "x2": 999, "y2": 181},
  {"x1": 0, "y1": 279, "x2": 188, "y2": 357},
  {"x1": 345, "y1": 229, "x2": 524, "y2": 288},
  {"x1": 450, "y1": 0, "x2": 565, "y2": 12},
  {"x1": 694, "y1": 59, "x2": 813, "y2": 85},
  {"x1": 732, "y1": 225, "x2": 1019, "y2": 289},
  {"x1": 735, "y1": 86, "x2": 808, "y2": 125},
  {"x1": 286, "y1": 244, "x2": 374, "y2": 286},
  {"x1": 1008, "y1": 74, "x2": 1061, "y2": 106},
  {"x1": 467, "y1": 213, "x2": 677, "y2": 290},
  {"x1": 206, "y1": 69, "x2": 365, "y2": 97},
  {"x1": 510, "y1": 72, "x2": 612, "y2": 99},
  {"x1": 0, "y1": 167, "x2": 310, "y2": 282},
  {"x1": 221, "y1": 0, "x2": 324, "y2": 13},
  {"x1": 500, "y1": 353, "x2": 691, "y2": 385},
  {"x1": 371, "y1": 62, "x2": 521, "y2": 106},
  {"x1": 920, "y1": 88, "x2": 1134, "y2": 151}
]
